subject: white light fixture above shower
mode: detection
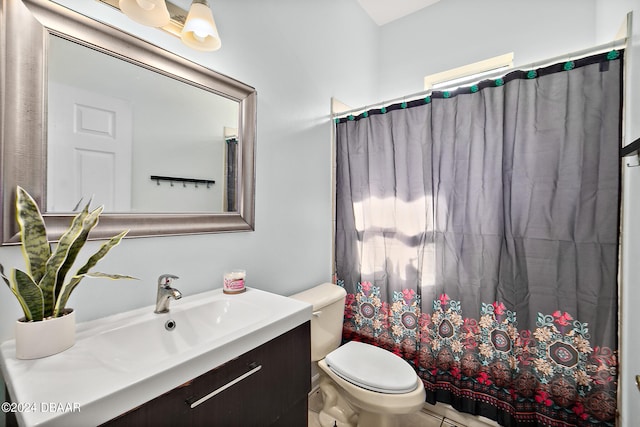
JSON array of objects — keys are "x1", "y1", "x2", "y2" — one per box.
[{"x1": 100, "y1": 0, "x2": 222, "y2": 51}]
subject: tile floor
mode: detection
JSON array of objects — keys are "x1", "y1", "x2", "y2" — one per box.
[{"x1": 307, "y1": 388, "x2": 499, "y2": 427}]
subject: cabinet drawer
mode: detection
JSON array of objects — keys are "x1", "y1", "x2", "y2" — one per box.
[
  {"x1": 189, "y1": 322, "x2": 310, "y2": 426},
  {"x1": 103, "y1": 322, "x2": 310, "y2": 427}
]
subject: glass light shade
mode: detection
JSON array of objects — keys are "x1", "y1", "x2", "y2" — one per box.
[
  {"x1": 119, "y1": 0, "x2": 170, "y2": 27},
  {"x1": 181, "y1": 1, "x2": 221, "y2": 51}
]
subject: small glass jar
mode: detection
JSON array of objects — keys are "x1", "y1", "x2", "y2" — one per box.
[{"x1": 223, "y1": 270, "x2": 246, "y2": 294}]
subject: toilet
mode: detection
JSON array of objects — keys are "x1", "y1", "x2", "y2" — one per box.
[{"x1": 292, "y1": 283, "x2": 426, "y2": 427}]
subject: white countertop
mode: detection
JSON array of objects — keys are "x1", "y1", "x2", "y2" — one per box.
[{"x1": 0, "y1": 287, "x2": 312, "y2": 427}]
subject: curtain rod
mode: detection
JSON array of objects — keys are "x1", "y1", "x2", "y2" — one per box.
[{"x1": 332, "y1": 38, "x2": 627, "y2": 119}]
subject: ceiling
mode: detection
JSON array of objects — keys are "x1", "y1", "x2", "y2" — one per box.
[
  {"x1": 356, "y1": 0, "x2": 441, "y2": 26},
  {"x1": 168, "y1": 1, "x2": 439, "y2": 27}
]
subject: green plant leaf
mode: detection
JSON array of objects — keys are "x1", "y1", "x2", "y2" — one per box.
[
  {"x1": 54, "y1": 271, "x2": 138, "y2": 317},
  {"x1": 0, "y1": 263, "x2": 11, "y2": 288},
  {"x1": 7, "y1": 187, "x2": 134, "y2": 320},
  {"x1": 38, "y1": 205, "x2": 92, "y2": 315},
  {"x1": 54, "y1": 204, "x2": 101, "y2": 304},
  {"x1": 85, "y1": 272, "x2": 138, "y2": 280},
  {"x1": 78, "y1": 230, "x2": 128, "y2": 276},
  {"x1": 12, "y1": 269, "x2": 44, "y2": 321},
  {"x1": 53, "y1": 230, "x2": 131, "y2": 316},
  {"x1": 16, "y1": 186, "x2": 50, "y2": 284}
]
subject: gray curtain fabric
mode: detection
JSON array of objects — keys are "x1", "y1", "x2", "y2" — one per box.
[{"x1": 336, "y1": 53, "x2": 621, "y2": 426}]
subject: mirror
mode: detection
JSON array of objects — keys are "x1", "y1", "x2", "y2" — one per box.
[
  {"x1": 0, "y1": 0, "x2": 257, "y2": 244},
  {"x1": 47, "y1": 35, "x2": 240, "y2": 214}
]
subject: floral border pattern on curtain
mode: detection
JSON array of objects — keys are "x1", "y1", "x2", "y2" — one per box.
[{"x1": 339, "y1": 280, "x2": 617, "y2": 426}]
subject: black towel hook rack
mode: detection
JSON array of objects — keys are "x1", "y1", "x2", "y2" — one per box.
[{"x1": 150, "y1": 175, "x2": 215, "y2": 189}]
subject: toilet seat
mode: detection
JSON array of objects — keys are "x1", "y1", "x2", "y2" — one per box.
[{"x1": 325, "y1": 341, "x2": 418, "y2": 394}]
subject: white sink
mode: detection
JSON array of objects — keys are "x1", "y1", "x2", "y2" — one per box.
[
  {"x1": 0, "y1": 287, "x2": 312, "y2": 427},
  {"x1": 87, "y1": 297, "x2": 271, "y2": 372}
]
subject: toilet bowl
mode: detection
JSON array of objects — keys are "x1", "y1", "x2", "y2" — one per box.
[
  {"x1": 318, "y1": 341, "x2": 426, "y2": 427},
  {"x1": 291, "y1": 283, "x2": 426, "y2": 427}
]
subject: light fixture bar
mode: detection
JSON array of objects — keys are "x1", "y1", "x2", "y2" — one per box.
[{"x1": 98, "y1": 0, "x2": 190, "y2": 38}]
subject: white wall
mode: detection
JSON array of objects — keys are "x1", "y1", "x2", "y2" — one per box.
[
  {"x1": 0, "y1": 0, "x2": 378, "y2": 340},
  {"x1": 376, "y1": 0, "x2": 597, "y2": 102}
]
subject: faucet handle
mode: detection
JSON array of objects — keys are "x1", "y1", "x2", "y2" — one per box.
[{"x1": 158, "y1": 274, "x2": 179, "y2": 287}]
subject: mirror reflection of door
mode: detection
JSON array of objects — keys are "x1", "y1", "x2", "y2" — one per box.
[
  {"x1": 47, "y1": 83, "x2": 133, "y2": 212},
  {"x1": 46, "y1": 35, "x2": 240, "y2": 214}
]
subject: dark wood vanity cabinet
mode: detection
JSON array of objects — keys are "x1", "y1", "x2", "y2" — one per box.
[{"x1": 102, "y1": 322, "x2": 311, "y2": 427}]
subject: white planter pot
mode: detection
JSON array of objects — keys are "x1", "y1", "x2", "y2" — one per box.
[{"x1": 15, "y1": 309, "x2": 76, "y2": 359}]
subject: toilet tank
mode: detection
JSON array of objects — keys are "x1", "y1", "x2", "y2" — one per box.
[{"x1": 291, "y1": 283, "x2": 346, "y2": 361}]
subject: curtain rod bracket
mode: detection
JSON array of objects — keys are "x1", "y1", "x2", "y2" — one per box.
[
  {"x1": 621, "y1": 136, "x2": 640, "y2": 167},
  {"x1": 626, "y1": 154, "x2": 640, "y2": 168}
]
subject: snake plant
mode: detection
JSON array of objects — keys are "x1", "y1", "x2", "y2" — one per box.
[{"x1": 0, "y1": 186, "x2": 135, "y2": 321}]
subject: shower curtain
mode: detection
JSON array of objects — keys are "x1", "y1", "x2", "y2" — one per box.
[{"x1": 334, "y1": 51, "x2": 622, "y2": 427}]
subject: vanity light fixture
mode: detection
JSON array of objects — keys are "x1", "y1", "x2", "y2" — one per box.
[
  {"x1": 102, "y1": 0, "x2": 221, "y2": 51},
  {"x1": 181, "y1": 0, "x2": 221, "y2": 51},
  {"x1": 119, "y1": 0, "x2": 170, "y2": 27}
]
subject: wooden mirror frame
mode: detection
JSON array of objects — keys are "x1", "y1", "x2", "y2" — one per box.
[{"x1": 0, "y1": 0, "x2": 257, "y2": 244}]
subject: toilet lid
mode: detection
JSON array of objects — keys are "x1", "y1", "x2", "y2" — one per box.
[{"x1": 325, "y1": 341, "x2": 418, "y2": 394}]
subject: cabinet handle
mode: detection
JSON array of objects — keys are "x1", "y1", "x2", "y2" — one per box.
[{"x1": 187, "y1": 363, "x2": 263, "y2": 409}]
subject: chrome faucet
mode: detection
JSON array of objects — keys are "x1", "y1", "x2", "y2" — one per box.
[{"x1": 154, "y1": 274, "x2": 182, "y2": 313}]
